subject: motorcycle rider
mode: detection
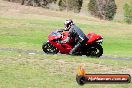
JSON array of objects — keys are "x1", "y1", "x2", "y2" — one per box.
[{"x1": 61, "y1": 19, "x2": 88, "y2": 55}]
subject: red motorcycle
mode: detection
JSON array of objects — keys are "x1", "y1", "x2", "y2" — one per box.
[{"x1": 42, "y1": 30, "x2": 103, "y2": 57}]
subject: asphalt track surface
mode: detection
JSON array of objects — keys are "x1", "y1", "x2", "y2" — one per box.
[{"x1": 0, "y1": 48, "x2": 132, "y2": 61}]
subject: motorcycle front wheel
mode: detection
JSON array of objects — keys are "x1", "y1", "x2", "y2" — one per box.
[{"x1": 42, "y1": 42, "x2": 59, "y2": 54}]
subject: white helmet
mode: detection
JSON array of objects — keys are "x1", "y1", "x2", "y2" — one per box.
[{"x1": 64, "y1": 19, "x2": 73, "y2": 31}]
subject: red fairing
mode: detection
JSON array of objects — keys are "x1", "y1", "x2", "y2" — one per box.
[
  {"x1": 87, "y1": 32, "x2": 103, "y2": 44},
  {"x1": 48, "y1": 31, "x2": 72, "y2": 54},
  {"x1": 51, "y1": 41, "x2": 72, "y2": 54}
]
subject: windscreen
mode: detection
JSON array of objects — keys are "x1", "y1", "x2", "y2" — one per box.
[{"x1": 50, "y1": 31, "x2": 61, "y2": 36}]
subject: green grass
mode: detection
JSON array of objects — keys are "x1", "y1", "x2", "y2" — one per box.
[
  {"x1": 0, "y1": 51, "x2": 132, "y2": 88},
  {"x1": 0, "y1": 15, "x2": 132, "y2": 88}
]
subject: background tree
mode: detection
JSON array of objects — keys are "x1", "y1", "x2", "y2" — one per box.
[
  {"x1": 123, "y1": 3, "x2": 132, "y2": 24},
  {"x1": 7, "y1": 0, "x2": 83, "y2": 13},
  {"x1": 21, "y1": 0, "x2": 57, "y2": 8},
  {"x1": 88, "y1": 0, "x2": 117, "y2": 20},
  {"x1": 58, "y1": 0, "x2": 83, "y2": 13}
]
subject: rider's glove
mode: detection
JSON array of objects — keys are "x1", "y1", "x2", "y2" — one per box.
[
  {"x1": 60, "y1": 41, "x2": 66, "y2": 44},
  {"x1": 60, "y1": 37, "x2": 69, "y2": 44}
]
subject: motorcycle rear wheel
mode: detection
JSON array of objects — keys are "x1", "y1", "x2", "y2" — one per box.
[
  {"x1": 86, "y1": 44, "x2": 103, "y2": 58},
  {"x1": 42, "y1": 42, "x2": 59, "y2": 54}
]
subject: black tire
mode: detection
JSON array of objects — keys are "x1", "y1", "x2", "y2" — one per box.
[
  {"x1": 42, "y1": 42, "x2": 59, "y2": 54},
  {"x1": 86, "y1": 44, "x2": 103, "y2": 58}
]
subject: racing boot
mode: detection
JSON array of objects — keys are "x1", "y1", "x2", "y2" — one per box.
[{"x1": 69, "y1": 43, "x2": 81, "y2": 55}]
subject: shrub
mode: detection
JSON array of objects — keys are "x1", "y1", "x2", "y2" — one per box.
[
  {"x1": 88, "y1": 0, "x2": 117, "y2": 20},
  {"x1": 123, "y1": 3, "x2": 132, "y2": 24},
  {"x1": 58, "y1": 0, "x2": 83, "y2": 13},
  {"x1": 21, "y1": 0, "x2": 57, "y2": 8}
]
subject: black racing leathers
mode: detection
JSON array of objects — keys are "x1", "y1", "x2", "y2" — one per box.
[{"x1": 64, "y1": 24, "x2": 88, "y2": 54}]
